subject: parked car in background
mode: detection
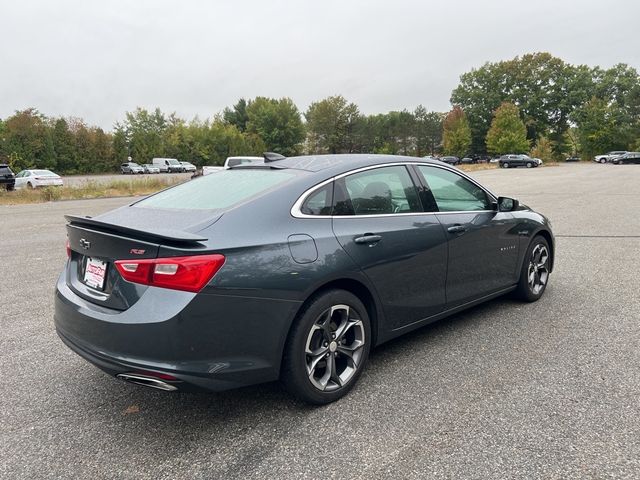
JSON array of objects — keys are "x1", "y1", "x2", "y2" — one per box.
[
  {"x1": 565, "y1": 156, "x2": 580, "y2": 162},
  {"x1": 152, "y1": 158, "x2": 185, "y2": 173},
  {"x1": 224, "y1": 156, "x2": 263, "y2": 168},
  {"x1": 533, "y1": 158, "x2": 543, "y2": 167},
  {"x1": 0, "y1": 164, "x2": 16, "y2": 191},
  {"x1": 14, "y1": 169, "x2": 64, "y2": 188},
  {"x1": 142, "y1": 164, "x2": 160, "y2": 174},
  {"x1": 121, "y1": 162, "x2": 144, "y2": 174},
  {"x1": 56, "y1": 154, "x2": 554, "y2": 404},
  {"x1": 612, "y1": 152, "x2": 640, "y2": 165},
  {"x1": 498, "y1": 154, "x2": 538, "y2": 168},
  {"x1": 439, "y1": 156, "x2": 460, "y2": 166},
  {"x1": 460, "y1": 157, "x2": 475, "y2": 164},
  {"x1": 202, "y1": 166, "x2": 224, "y2": 175},
  {"x1": 180, "y1": 161, "x2": 197, "y2": 173},
  {"x1": 594, "y1": 151, "x2": 627, "y2": 164}
]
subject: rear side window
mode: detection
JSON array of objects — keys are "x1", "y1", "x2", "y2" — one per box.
[
  {"x1": 417, "y1": 166, "x2": 490, "y2": 212},
  {"x1": 136, "y1": 169, "x2": 296, "y2": 210},
  {"x1": 334, "y1": 166, "x2": 421, "y2": 215},
  {"x1": 301, "y1": 183, "x2": 333, "y2": 216}
]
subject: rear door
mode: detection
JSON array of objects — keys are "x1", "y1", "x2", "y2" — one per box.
[
  {"x1": 331, "y1": 164, "x2": 448, "y2": 330},
  {"x1": 415, "y1": 165, "x2": 521, "y2": 307}
]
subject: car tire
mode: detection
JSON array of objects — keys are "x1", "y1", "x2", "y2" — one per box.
[
  {"x1": 526, "y1": 162, "x2": 533, "y2": 168},
  {"x1": 501, "y1": 162, "x2": 509, "y2": 168},
  {"x1": 281, "y1": 289, "x2": 371, "y2": 405},
  {"x1": 27, "y1": 182, "x2": 34, "y2": 189},
  {"x1": 618, "y1": 160, "x2": 624, "y2": 165},
  {"x1": 599, "y1": 158, "x2": 606, "y2": 164},
  {"x1": 514, "y1": 235, "x2": 551, "y2": 302}
]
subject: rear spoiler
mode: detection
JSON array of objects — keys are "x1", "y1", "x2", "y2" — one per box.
[{"x1": 65, "y1": 215, "x2": 208, "y2": 243}]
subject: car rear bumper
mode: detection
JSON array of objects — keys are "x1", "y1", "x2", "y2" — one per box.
[{"x1": 54, "y1": 272, "x2": 301, "y2": 392}]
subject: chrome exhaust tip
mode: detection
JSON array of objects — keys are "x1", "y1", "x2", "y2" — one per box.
[{"x1": 116, "y1": 373, "x2": 178, "y2": 391}]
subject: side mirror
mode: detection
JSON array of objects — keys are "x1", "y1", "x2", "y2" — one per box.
[{"x1": 498, "y1": 196, "x2": 519, "y2": 212}]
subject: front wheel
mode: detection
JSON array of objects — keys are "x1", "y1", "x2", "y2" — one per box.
[
  {"x1": 514, "y1": 235, "x2": 551, "y2": 302},
  {"x1": 501, "y1": 162, "x2": 509, "y2": 168},
  {"x1": 526, "y1": 162, "x2": 533, "y2": 168},
  {"x1": 281, "y1": 289, "x2": 371, "y2": 404},
  {"x1": 599, "y1": 158, "x2": 606, "y2": 164}
]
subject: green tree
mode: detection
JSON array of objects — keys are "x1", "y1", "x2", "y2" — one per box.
[
  {"x1": 52, "y1": 118, "x2": 77, "y2": 173},
  {"x1": 572, "y1": 97, "x2": 632, "y2": 158},
  {"x1": 223, "y1": 98, "x2": 250, "y2": 132},
  {"x1": 414, "y1": 106, "x2": 443, "y2": 156},
  {"x1": 304, "y1": 95, "x2": 361, "y2": 154},
  {"x1": 486, "y1": 102, "x2": 530, "y2": 155},
  {"x1": 442, "y1": 106, "x2": 471, "y2": 157},
  {"x1": 451, "y1": 52, "x2": 596, "y2": 153},
  {"x1": 246, "y1": 97, "x2": 305, "y2": 156}
]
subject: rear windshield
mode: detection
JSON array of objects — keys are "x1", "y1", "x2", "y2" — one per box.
[
  {"x1": 136, "y1": 169, "x2": 296, "y2": 210},
  {"x1": 33, "y1": 170, "x2": 56, "y2": 176},
  {"x1": 0, "y1": 166, "x2": 13, "y2": 175}
]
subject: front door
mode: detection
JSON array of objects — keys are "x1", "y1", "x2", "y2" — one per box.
[
  {"x1": 331, "y1": 165, "x2": 448, "y2": 330},
  {"x1": 415, "y1": 165, "x2": 521, "y2": 307}
]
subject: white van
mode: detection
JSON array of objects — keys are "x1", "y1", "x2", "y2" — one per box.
[{"x1": 152, "y1": 158, "x2": 185, "y2": 173}]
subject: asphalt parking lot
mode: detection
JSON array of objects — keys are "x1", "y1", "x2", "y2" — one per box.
[{"x1": 1, "y1": 163, "x2": 639, "y2": 479}]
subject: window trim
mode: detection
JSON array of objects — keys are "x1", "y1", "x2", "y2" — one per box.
[{"x1": 290, "y1": 162, "x2": 498, "y2": 219}]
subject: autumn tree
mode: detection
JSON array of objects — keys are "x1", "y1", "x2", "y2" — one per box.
[{"x1": 442, "y1": 106, "x2": 471, "y2": 157}]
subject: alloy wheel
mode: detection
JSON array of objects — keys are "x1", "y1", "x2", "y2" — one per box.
[
  {"x1": 305, "y1": 304, "x2": 365, "y2": 392},
  {"x1": 527, "y1": 244, "x2": 549, "y2": 295}
]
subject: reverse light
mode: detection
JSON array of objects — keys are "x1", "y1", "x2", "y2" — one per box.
[{"x1": 115, "y1": 254, "x2": 225, "y2": 293}]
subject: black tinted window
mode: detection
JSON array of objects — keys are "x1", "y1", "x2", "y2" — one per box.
[
  {"x1": 334, "y1": 166, "x2": 420, "y2": 216},
  {"x1": 0, "y1": 166, "x2": 13, "y2": 175}
]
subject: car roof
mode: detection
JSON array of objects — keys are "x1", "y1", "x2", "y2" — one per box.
[{"x1": 268, "y1": 154, "x2": 446, "y2": 175}]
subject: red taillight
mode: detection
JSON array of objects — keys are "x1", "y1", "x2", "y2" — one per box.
[
  {"x1": 133, "y1": 370, "x2": 177, "y2": 381},
  {"x1": 115, "y1": 254, "x2": 225, "y2": 293},
  {"x1": 66, "y1": 239, "x2": 71, "y2": 258}
]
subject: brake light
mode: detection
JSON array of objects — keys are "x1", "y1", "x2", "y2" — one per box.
[{"x1": 115, "y1": 254, "x2": 225, "y2": 292}]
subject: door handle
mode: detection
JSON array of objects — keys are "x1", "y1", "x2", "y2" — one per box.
[
  {"x1": 354, "y1": 234, "x2": 382, "y2": 245},
  {"x1": 447, "y1": 225, "x2": 467, "y2": 234}
]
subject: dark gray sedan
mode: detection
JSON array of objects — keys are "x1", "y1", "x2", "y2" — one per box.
[
  {"x1": 499, "y1": 154, "x2": 538, "y2": 168},
  {"x1": 55, "y1": 154, "x2": 554, "y2": 404}
]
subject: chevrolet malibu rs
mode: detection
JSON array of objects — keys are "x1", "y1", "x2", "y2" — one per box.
[{"x1": 55, "y1": 154, "x2": 554, "y2": 404}]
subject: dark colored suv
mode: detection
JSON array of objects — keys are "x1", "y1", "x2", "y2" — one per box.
[{"x1": 0, "y1": 164, "x2": 16, "y2": 191}]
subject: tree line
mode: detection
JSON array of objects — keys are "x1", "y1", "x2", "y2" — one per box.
[{"x1": 1, "y1": 52, "x2": 638, "y2": 174}]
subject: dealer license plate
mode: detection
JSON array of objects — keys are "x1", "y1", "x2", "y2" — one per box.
[{"x1": 83, "y1": 257, "x2": 107, "y2": 290}]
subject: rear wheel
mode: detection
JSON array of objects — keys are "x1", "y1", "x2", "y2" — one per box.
[
  {"x1": 501, "y1": 162, "x2": 509, "y2": 168},
  {"x1": 282, "y1": 289, "x2": 371, "y2": 404},
  {"x1": 599, "y1": 158, "x2": 607, "y2": 164},
  {"x1": 27, "y1": 182, "x2": 34, "y2": 189},
  {"x1": 526, "y1": 162, "x2": 533, "y2": 168},
  {"x1": 514, "y1": 235, "x2": 551, "y2": 302}
]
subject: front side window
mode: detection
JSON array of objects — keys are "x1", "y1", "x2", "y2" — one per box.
[
  {"x1": 334, "y1": 166, "x2": 421, "y2": 216},
  {"x1": 417, "y1": 166, "x2": 491, "y2": 212}
]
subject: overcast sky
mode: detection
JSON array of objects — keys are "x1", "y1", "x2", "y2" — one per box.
[{"x1": 1, "y1": 0, "x2": 638, "y2": 130}]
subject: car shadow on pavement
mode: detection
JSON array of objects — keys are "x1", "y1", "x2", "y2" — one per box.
[{"x1": 68, "y1": 294, "x2": 522, "y2": 435}]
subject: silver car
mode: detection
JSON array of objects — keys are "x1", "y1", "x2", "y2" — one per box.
[
  {"x1": 143, "y1": 164, "x2": 160, "y2": 174},
  {"x1": 121, "y1": 162, "x2": 144, "y2": 174}
]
